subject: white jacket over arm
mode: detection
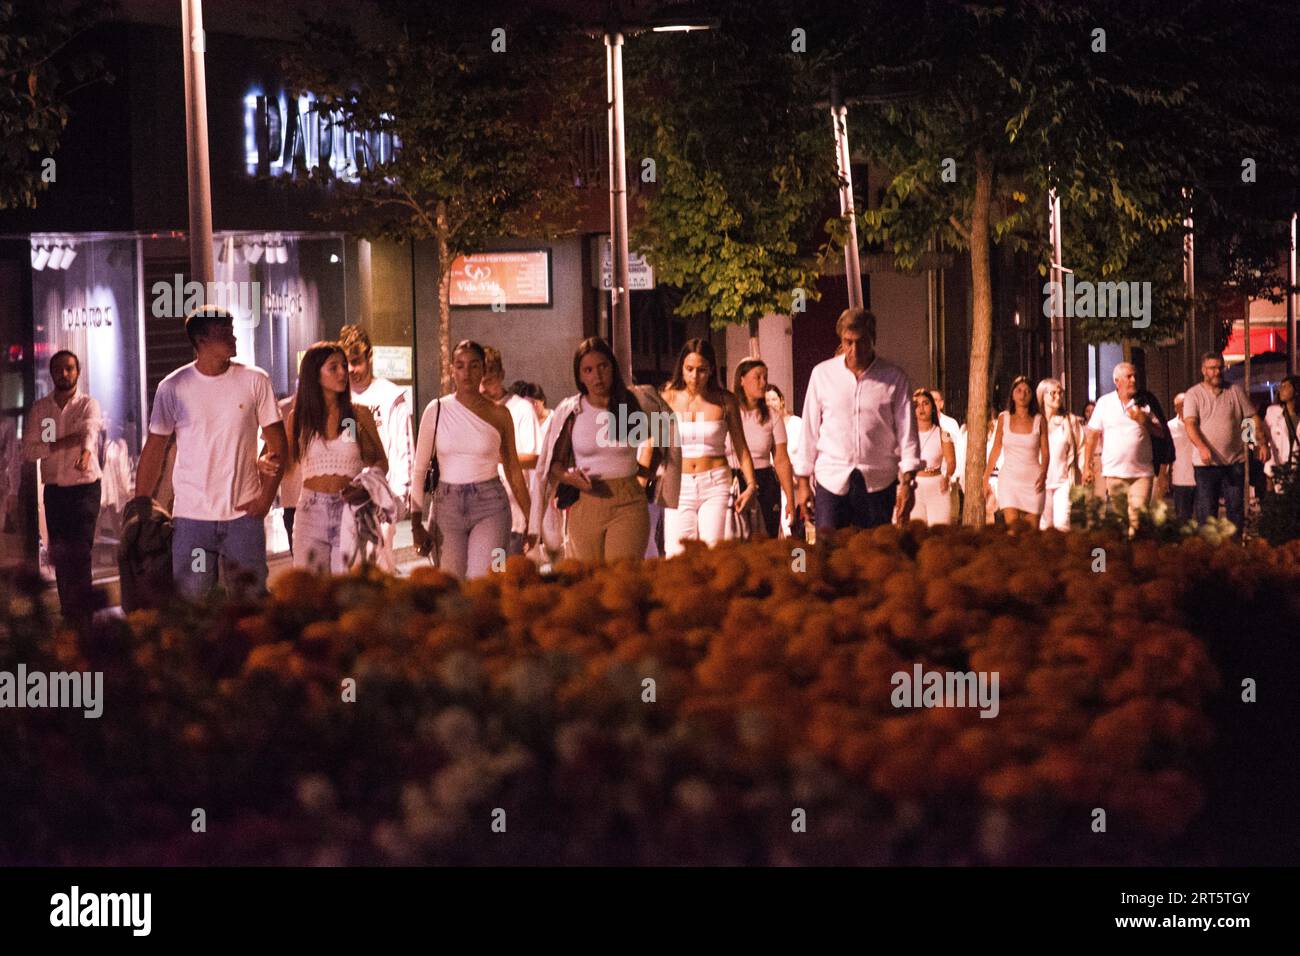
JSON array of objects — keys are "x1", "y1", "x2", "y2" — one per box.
[{"x1": 528, "y1": 385, "x2": 681, "y2": 537}]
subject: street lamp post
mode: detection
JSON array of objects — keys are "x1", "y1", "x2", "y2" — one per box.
[
  {"x1": 1048, "y1": 186, "x2": 1067, "y2": 393},
  {"x1": 830, "y1": 76, "x2": 863, "y2": 310},
  {"x1": 605, "y1": 22, "x2": 633, "y2": 380},
  {"x1": 1289, "y1": 210, "x2": 1297, "y2": 377},
  {"x1": 181, "y1": 0, "x2": 214, "y2": 286},
  {"x1": 595, "y1": 3, "x2": 714, "y2": 383}
]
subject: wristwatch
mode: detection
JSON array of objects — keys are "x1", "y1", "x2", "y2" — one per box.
[{"x1": 901, "y1": 472, "x2": 918, "y2": 489}]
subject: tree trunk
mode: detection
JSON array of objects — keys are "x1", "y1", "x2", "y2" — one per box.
[
  {"x1": 748, "y1": 316, "x2": 761, "y2": 358},
  {"x1": 961, "y1": 147, "x2": 995, "y2": 526},
  {"x1": 436, "y1": 200, "x2": 453, "y2": 395}
]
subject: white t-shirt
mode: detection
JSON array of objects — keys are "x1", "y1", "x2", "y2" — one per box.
[
  {"x1": 499, "y1": 393, "x2": 540, "y2": 534},
  {"x1": 352, "y1": 377, "x2": 413, "y2": 499},
  {"x1": 1167, "y1": 417, "x2": 1194, "y2": 486},
  {"x1": 1086, "y1": 391, "x2": 1153, "y2": 479},
  {"x1": 149, "y1": 362, "x2": 281, "y2": 520}
]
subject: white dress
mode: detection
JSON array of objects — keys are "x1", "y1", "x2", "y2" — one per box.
[{"x1": 997, "y1": 412, "x2": 1044, "y2": 514}]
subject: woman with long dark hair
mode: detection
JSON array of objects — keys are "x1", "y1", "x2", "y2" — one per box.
[
  {"x1": 410, "y1": 340, "x2": 532, "y2": 579},
  {"x1": 531, "y1": 337, "x2": 681, "y2": 562},
  {"x1": 733, "y1": 358, "x2": 795, "y2": 537},
  {"x1": 661, "y1": 338, "x2": 756, "y2": 556},
  {"x1": 286, "y1": 342, "x2": 388, "y2": 572},
  {"x1": 910, "y1": 388, "x2": 955, "y2": 525},
  {"x1": 984, "y1": 375, "x2": 1048, "y2": 532}
]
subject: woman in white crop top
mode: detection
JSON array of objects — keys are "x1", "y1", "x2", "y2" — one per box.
[
  {"x1": 286, "y1": 343, "x2": 388, "y2": 573},
  {"x1": 908, "y1": 389, "x2": 955, "y2": 526},
  {"x1": 733, "y1": 358, "x2": 795, "y2": 538},
  {"x1": 660, "y1": 338, "x2": 756, "y2": 557},
  {"x1": 409, "y1": 340, "x2": 532, "y2": 579}
]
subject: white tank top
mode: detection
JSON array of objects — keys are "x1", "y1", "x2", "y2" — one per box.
[
  {"x1": 917, "y1": 424, "x2": 945, "y2": 470},
  {"x1": 678, "y1": 418, "x2": 727, "y2": 458},
  {"x1": 435, "y1": 396, "x2": 501, "y2": 483},
  {"x1": 300, "y1": 433, "x2": 364, "y2": 481},
  {"x1": 570, "y1": 398, "x2": 640, "y2": 479}
]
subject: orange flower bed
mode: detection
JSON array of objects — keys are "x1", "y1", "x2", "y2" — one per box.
[{"x1": 2, "y1": 528, "x2": 1298, "y2": 865}]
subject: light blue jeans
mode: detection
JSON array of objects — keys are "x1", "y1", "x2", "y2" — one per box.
[
  {"x1": 293, "y1": 489, "x2": 350, "y2": 574},
  {"x1": 172, "y1": 514, "x2": 267, "y2": 601},
  {"x1": 431, "y1": 478, "x2": 511, "y2": 579}
]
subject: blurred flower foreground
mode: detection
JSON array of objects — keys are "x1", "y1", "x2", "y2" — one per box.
[{"x1": 3, "y1": 526, "x2": 1298, "y2": 865}]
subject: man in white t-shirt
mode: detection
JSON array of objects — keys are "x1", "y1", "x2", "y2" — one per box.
[
  {"x1": 480, "y1": 347, "x2": 539, "y2": 555},
  {"x1": 340, "y1": 325, "x2": 413, "y2": 573},
  {"x1": 1082, "y1": 362, "x2": 1165, "y2": 534},
  {"x1": 1165, "y1": 392, "x2": 1196, "y2": 523},
  {"x1": 133, "y1": 307, "x2": 287, "y2": 600}
]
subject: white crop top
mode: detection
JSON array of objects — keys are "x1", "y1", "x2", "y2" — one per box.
[
  {"x1": 570, "y1": 398, "x2": 640, "y2": 479},
  {"x1": 917, "y1": 424, "x2": 946, "y2": 471},
  {"x1": 678, "y1": 417, "x2": 727, "y2": 458},
  {"x1": 434, "y1": 396, "x2": 501, "y2": 483},
  {"x1": 301, "y1": 433, "x2": 364, "y2": 481}
]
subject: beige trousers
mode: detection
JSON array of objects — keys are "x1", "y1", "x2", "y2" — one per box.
[{"x1": 567, "y1": 476, "x2": 650, "y2": 562}]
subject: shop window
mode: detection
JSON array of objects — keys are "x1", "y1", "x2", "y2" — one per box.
[{"x1": 30, "y1": 236, "x2": 142, "y2": 582}]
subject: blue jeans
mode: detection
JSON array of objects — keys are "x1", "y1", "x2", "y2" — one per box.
[
  {"x1": 431, "y1": 478, "x2": 511, "y2": 579},
  {"x1": 172, "y1": 514, "x2": 267, "y2": 600},
  {"x1": 1193, "y1": 464, "x2": 1245, "y2": 534},
  {"x1": 816, "y1": 470, "x2": 897, "y2": 531},
  {"x1": 293, "y1": 490, "x2": 349, "y2": 574}
]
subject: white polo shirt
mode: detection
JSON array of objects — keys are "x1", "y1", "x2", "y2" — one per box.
[{"x1": 1086, "y1": 391, "x2": 1153, "y2": 479}]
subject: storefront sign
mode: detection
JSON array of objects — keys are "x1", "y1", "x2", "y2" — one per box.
[
  {"x1": 450, "y1": 251, "x2": 552, "y2": 307},
  {"x1": 372, "y1": 346, "x2": 412, "y2": 381},
  {"x1": 262, "y1": 285, "x2": 305, "y2": 323},
  {"x1": 61, "y1": 305, "x2": 113, "y2": 330},
  {"x1": 244, "y1": 88, "x2": 400, "y2": 184}
]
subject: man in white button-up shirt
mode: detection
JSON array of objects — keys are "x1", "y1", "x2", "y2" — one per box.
[
  {"x1": 792, "y1": 309, "x2": 923, "y2": 532},
  {"x1": 22, "y1": 350, "x2": 102, "y2": 625}
]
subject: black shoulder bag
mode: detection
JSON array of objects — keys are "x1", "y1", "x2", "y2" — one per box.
[{"x1": 423, "y1": 398, "x2": 442, "y2": 495}]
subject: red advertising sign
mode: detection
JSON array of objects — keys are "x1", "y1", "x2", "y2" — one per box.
[{"x1": 449, "y1": 251, "x2": 552, "y2": 307}]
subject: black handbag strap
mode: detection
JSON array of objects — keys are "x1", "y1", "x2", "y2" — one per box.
[{"x1": 432, "y1": 397, "x2": 441, "y2": 466}]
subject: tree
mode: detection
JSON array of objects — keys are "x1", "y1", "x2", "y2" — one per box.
[
  {"x1": 624, "y1": 0, "x2": 843, "y2": 354},
  {"x1": 833, "y1": 0, "x2": 1300, "y2": 524},
  {"x1": 0, "y1": 0, "x2": 113, "y2": 211},
  {"x1": 281, "y1": 0, "x2": 593, "y2": 391}
]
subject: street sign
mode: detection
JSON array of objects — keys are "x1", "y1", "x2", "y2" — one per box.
[{"x1": 594, "y1": 236, "x2": 655, "y2": 291}]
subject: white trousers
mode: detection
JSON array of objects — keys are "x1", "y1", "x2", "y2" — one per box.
[
  {"x1": 911, "y1": 474, "x2": 952, "y2": 526},
  {"x1": 664, "y1": 466, "x2": 732, "y2": 557},
  {"x1": 1040, "y1": 482, "x2": 1072, "y2": 531}
]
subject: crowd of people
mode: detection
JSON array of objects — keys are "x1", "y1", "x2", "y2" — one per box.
[{"x1": 18, "y1": 305, "x2": 1300, "y2": 619}]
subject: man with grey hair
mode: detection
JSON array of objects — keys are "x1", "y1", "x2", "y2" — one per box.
[
  {"x1": 792, "y1": 308, "x2": 922, "y2": 532},
  {"x1": 1182, "y1": 351, "x2": 1270, "y2": 536},
  {"x1": 1082, "y1": 362, "x2": 1166, "y2": 533}
]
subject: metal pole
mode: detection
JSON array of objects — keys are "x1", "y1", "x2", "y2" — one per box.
[
  {"x1": 1048, "y1": 187, "x2": 1066, "y2": 389},
  {"x1": 831, "y1": 78, "x2": 863, "y2": 310},
  {"x1": 181, "y1": 0, "x2": 214, "y2": 286},
  {"x1": 1244, "y1": 295, "x2": 1251, "y2": 540},
  {"x1": 1183, "y1": 190, "x2": 1195, "y2": 387},
  {"x1": 605, "y1": 29, "x2": 632, "y2": 382},
  {"x1": 1288, "y1": 211, "x2": 1297, "y2": 377}
]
